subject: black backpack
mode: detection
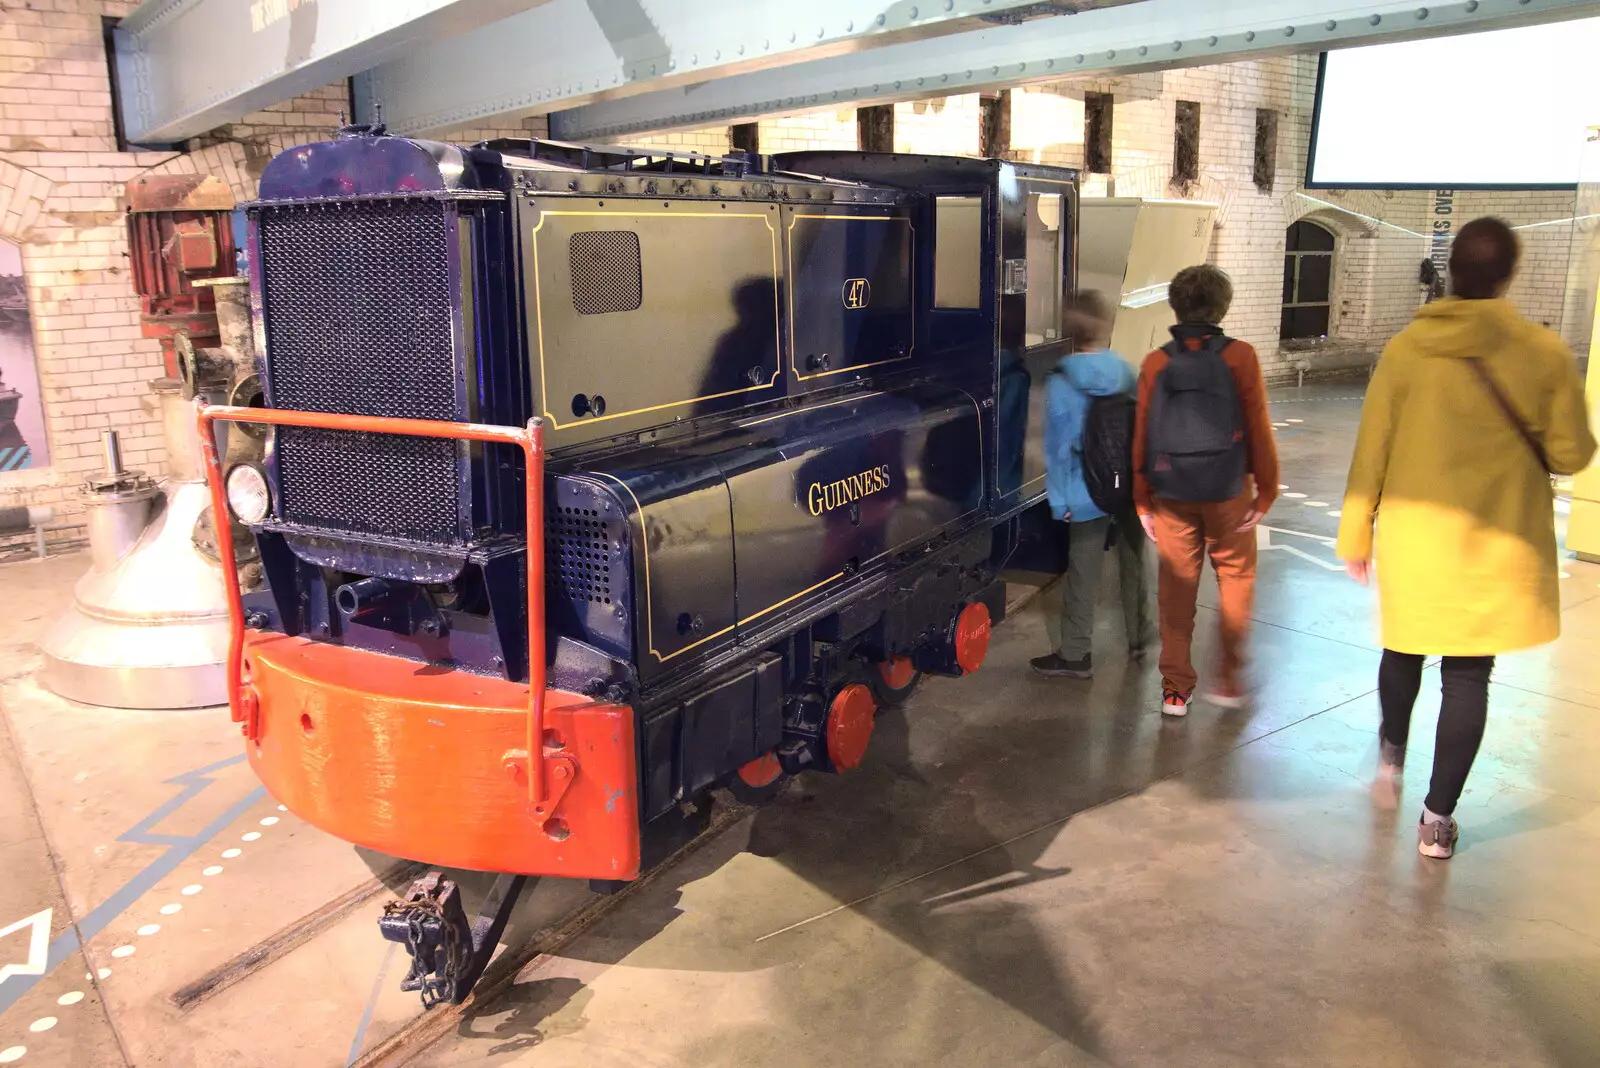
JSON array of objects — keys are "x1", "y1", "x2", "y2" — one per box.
[
  {"x1": 1082, "y1": 392, "x2": 1136, "y2": 514},
  {"x1": 1144, "y1": 335, "x2": 1247, "y2": 503}
]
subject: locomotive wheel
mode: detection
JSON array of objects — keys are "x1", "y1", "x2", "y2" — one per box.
[
  {"x1": 825, "y1": 683, "x2": 878, "y2": 771},
  {"x1": 868, "y1": 655, "x2": 922, "y2": 708},
  {"x1": 725, "y1": 749, "x2": 789, "y2": 804},
  {"x1": 954, "y1": 601, "x2": 993, "y2": 674}
]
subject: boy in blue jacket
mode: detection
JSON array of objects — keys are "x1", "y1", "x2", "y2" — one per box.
[{"x1": 1032, "y1": 292, "x2": 1153, "y2": 678}]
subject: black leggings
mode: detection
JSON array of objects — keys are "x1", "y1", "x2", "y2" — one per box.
[{"x1": 1378, "y1": 650, "x2": 1493, "y2": 817}]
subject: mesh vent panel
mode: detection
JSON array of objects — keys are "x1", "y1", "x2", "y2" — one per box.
[
  {"x1": 570, "y1": 231, "x2": 642, "y2": 315},
  {"x1": 546, "y1": 506, "x2": 613, "y2": 605},
  {"x1": 258, "y1": 199, "x2": 463, "y2": 543},
  {"x1": 275, "y1": 428, "x2": 460, "y2": 543}
]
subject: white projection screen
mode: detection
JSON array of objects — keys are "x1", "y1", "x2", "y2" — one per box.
[{"x1": 1308, "y1": 18, "x2": 1600, "y2": 189}]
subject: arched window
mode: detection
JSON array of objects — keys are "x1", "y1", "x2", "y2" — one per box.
[{"x1": 1280, "y1": 220, "x2": 1335, "y2": 340}]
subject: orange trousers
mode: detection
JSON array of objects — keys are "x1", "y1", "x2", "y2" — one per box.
[{"x1": 1151, "y1": 492, "x2": 1257, "y2": 695}]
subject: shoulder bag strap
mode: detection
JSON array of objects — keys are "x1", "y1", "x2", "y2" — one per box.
[{"x1": 1465, "y1": 357, "x2": 1551, "y2": 472}]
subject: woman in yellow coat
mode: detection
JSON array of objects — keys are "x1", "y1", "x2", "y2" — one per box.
[{"x1": 1336, "y1": 218, "x2": 1595, "y2": 860}]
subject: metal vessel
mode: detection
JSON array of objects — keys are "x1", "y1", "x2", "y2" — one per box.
[{"x1": 39, "y1": 386, "x2": 232, "y2": 708}]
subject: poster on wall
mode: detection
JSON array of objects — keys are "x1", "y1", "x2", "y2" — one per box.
[{"x1": 0, "y1": 239, "x2": 48, "y2": 471}]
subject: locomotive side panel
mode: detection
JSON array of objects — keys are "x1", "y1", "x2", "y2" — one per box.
[
  {"x1": 587, "y1": 462, "x2": 738, "y2": 681},
  {"x1": 724, "y1": 388, "x2": 983, "y2": 631},
  {"x1": 784, "y1": 208, "x2": 913, "y2": 385},
  {"x1": 521, "y1": 198, "x2": 785, "y2": 448}
]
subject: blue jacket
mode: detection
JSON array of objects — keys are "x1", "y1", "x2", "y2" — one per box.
[{"x1": 1044, "y1": 348, "x2": 1137, "y2": 522}]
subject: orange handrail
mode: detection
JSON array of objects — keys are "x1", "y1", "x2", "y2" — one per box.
[{"x1": 195, "y1": 403, "x2": 549, "y2": 808}]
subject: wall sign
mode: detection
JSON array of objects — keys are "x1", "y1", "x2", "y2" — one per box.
[{"x1": 0, "y1": 240, "x2": 49, "y2": 471}]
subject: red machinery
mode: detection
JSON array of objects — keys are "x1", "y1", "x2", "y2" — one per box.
[{"x1": 125, "y1": 174, "x2": 237, "y2": 378}]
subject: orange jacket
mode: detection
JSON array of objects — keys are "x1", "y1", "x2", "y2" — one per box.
[{"x1": 1132, "y1": 333, "x2": 1279, "y2": 516}]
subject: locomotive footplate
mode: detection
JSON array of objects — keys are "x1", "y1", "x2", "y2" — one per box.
[{"x1": 379, "y1": 870, "x2": 532, "y2": 1007}]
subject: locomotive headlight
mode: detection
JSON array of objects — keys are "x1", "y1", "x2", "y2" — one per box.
[{"x1": 225, "y1": 464, "x2": 271, "y2": 524}]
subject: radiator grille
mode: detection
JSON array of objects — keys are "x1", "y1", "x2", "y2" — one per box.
[
  {"x1": 570, "y1": 231, "x2": 642, "y2": 315},
  {"x1": 259, "y1": 198, "x2": 463, "y2": 543},
  {"x1": 547, "y1": 506, "x2": 613, "y2": 605}
]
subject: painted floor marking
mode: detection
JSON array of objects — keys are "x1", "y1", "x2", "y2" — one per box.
[
  {"x1": 0, "y1": 755, "x2": 264, "y2": 1015},
  {"x1": 1257, "y1": 525, "x2": 1344, "y2": 571},
  {"x1": 1261, "y1": 524, "x2": 1335, "y2": 545},
  {"x1": 0, "y1": 912, "x2": 50, "y2": 983}
]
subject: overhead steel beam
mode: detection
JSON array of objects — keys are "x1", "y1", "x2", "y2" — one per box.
[
  {"x1": 549, "y1": 0, "x2": 1600, "y2": 141},
  {"x1": 111, "y1": 0, "x2": 548, "y2": 145},
  {"x1": 353, "y1": 0, "x2": 1139, "y2": 135}
]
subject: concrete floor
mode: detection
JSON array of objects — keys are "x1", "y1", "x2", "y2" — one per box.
[
  {"x1": 415, "y1": 384, "x2": 1600, "y2": 1068},
  {"x1": 1, "y1": 381, "x2": 1596, "y2": 1067}
]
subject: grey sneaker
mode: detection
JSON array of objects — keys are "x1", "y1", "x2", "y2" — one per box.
[
  {"x1": 1031, "y1": 653, "x2": 1092, "y2": 679},
  {"x1": 1418, "y1": 816, "x2": 1458, "y2": 859}
]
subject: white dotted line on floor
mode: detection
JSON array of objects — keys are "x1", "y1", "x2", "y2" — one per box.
[{"x1": 0, "y1": 805, "x2": 292, "y2": 1063}]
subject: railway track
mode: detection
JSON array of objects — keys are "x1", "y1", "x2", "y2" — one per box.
[
  {"x1": 351, "y1": 799, "x2": 754, "y2": 1068},
  {"x1": 348, "y1": 579, "x2": 1047, "y2": 1066}
]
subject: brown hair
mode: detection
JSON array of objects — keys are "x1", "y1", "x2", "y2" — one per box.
[
  {"x1": 1449, "y1": 217, "x2": 1519, "y2": 300},
  {"x1": 1168, "y1": 264, "x2": 1233, "y2": 324},
  {"x1": 1063, "y1": 290, "x2": 1112, "y2": 351}
]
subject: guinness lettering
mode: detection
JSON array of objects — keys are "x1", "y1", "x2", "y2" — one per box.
[
  {"x1": 842, "y1": 277, "x2": 871, "y2": 309},
  {"x1": 807, "y1": 465, "x2": 892, "y2": 516}
]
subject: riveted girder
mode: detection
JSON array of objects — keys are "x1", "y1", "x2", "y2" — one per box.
[
  {"x1": 546, "y1": 0, "x2": 1600, "y2": 141},
  {"x1": 352, "y1": 0, "x2": 1137, "y2": 135},
  {"x1": 111, "y1": 0, "x2": 549, "y2": 146}
]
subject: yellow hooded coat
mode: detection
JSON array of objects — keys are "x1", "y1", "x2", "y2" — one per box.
[{"x1": 1336, "y1": 297, "x2": 1596, "y2": 656}]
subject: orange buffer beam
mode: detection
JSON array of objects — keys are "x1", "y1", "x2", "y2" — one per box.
[{"x1": 193, "y1": 406, "x2": 628, "y2": 873}]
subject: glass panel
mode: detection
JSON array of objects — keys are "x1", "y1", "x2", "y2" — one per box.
[
  {"x1": 1287, "y1": 220, "x2": 1336, "y2": 253},
  {"x1": 1282, "y1": 254, "x2": 1296, "y2": 304},
  {"x1": 934, "y1": 195, "x2": 983, "y2": 309},
  {"x1": 1297, "y1": 253, "x2": 1333, "y2": 303},
  {"x1": 1025, "y1": 192, "x2": 1063, "y2": 346},
  {"x1": 1281, "y1": 305, "x2": 1330, "y2": 341}
]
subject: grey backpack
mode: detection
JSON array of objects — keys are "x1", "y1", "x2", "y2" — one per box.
[{"x1": 1143, "y1": 335, "x2": 1248, "y2": 503}]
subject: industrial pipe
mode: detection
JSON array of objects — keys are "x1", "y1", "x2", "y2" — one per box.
[
  {"x1": 0, "y1": 505, "x2": 52, "y2": 535},
  {"x1": 335, "y1": 576, "x2": 406, "y2": 622},
  {"x1": 100, "y1": 429, "x2": 123, "y2": 476}
]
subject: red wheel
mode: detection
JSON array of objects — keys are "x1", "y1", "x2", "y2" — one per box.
[
  {"x1": 869, "y1": 655, "x2": 922, "y2": 707},
  {"x1": 825, "y1": 683, "x2": 878, "y2": 771},
  {"x1": 726, "y1": 749, "x2": 788, "y2": 804},
  {"x1": 953, "y1": 601, "x2": 992, "y2": 675}
]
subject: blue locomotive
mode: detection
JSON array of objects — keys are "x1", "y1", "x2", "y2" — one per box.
[{"x1": 204, "y1": 126, "x2": 1077, "y2": 1004}]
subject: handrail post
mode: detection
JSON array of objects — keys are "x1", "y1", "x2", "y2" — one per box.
[
  {"x1": 524, "y1": 417, "x2": 546, "y2": 809},
  {"x1": 195, "y1": 401, "x2": 247, "y2": 730}
]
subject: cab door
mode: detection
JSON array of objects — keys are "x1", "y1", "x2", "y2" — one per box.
[{"x1": 993, "y1": 168, "x2": 1078, "y2": 511}]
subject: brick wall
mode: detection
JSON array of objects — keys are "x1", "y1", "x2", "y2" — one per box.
[
  {"x1": 894, "y1": 95, "x2": 980, "y2": 157},
  {"x1": 0, "y1": 0, "x2": 545, "y2": 513},
  {"x1": 641, "y1": 52, "x2": 1592, "y2": 381}
]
